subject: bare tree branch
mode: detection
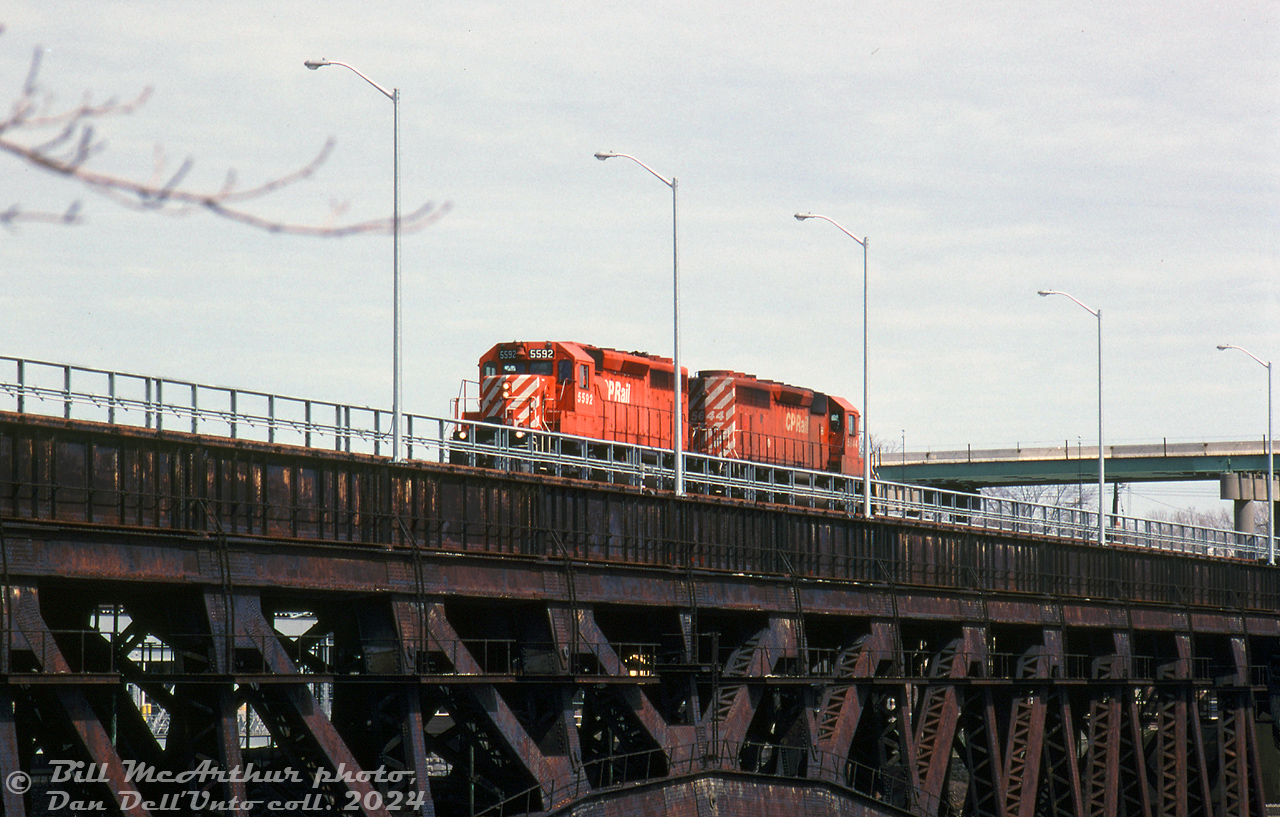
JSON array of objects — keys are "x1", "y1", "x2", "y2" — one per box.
[
  {"x1": 2, "y1": 30, "x2": 448, "y2": 235},
  {"x1": 0, "y1": 200, "x2": 81, "y2": 230}
]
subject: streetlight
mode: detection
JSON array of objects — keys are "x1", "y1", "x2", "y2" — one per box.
[
  {"x1": 1038, "y1": 290, "x2": 1105, "y2": 546},
  {"x1": 305, "y1": 59, "x2": 403, "y2": 463},
  {"x1": 1216, "y1": 344, "x2": 1274, "y2": 565},
  {"x1": 795, "y1": 214, "x2": 872, "y2": 519},
  {"x1": 594, "y1": 151, "x2": 684, "y2": 496}
]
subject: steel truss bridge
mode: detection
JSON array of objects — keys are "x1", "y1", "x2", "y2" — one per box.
[{"x1": 0, "y1": 355, "x2": 1277, "y2": 817}]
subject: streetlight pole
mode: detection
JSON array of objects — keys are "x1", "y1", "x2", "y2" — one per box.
[
  {"x1": 1217, "y1": 344, "x2": 1274, "y2": 565},
  {"x1": 1038, "y1": 290, "x2": 1105, "y2": 546},
  {"x1": 795, "y1": 214, "x2": 872, "y2": 519},
  {"x1": 305, "y1": 59, "x2": 403, "y2": 463},
  {"x1": 594, "y1": 152, "x2": 684, "y2": 496}
]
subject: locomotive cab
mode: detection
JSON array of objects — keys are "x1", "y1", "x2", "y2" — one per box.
[
  {"x1": 825, "y1": 395, "x2": 863, "y2": 475},
  {"x1": 458, "y1": 342, "x2": 576, "y2": 436}
]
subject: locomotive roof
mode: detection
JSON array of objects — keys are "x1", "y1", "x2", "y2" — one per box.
[
  {"x1": 487, "y1": 341, "x2": 671, "y2": 363},
  {"x1": 696, "y1": 369, "x2": 816, "y2": 393},
  {"x1": 695, "y1": 369, "x2": 857, "y2": 414},
  {"x1": 486, "y1": 341, "x2": 676, "y2": 368},
  {"x1": 478, "y1": 342, "x2": 854, "y2": 410}
]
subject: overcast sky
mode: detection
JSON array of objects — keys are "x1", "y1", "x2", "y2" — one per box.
[{"x1": 3, "y1": 2, "x2": 1277, "y2": 515}]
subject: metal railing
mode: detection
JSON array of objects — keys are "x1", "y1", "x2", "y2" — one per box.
[
  {"x1": 1, "y1": 630, "x2": 665, "y2": 679},
  {"x1": 900, "y1": 438, "x2": 1270, "y2": 465},
  {"x1": 1, "y1": 355, "x2": 1268, "y2": 561},
  {"x1": 14, "y1": 628, "x2": 1259, "y2": 689}
]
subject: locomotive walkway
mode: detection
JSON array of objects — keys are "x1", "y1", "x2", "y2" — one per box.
[{"x1": 0, "y1": 354, "x2": 1277, "y2": 816}]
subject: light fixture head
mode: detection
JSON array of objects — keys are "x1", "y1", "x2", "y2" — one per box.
[
  {"x1": 594, "y1": 151, "x2": 617, "y2": 161},
  {"x1": 1037, "y1": 290, "x2": 1052, "y2": 297},
  {"x1": 794, "y1": 213, "x2": 813, "y2": 221},
  {"x1": 1217, "y1": 345, "x2": 1230, "y2": 351},
  {"x1": 304, "y1": 59, "x2": 329, "y2": 70}
]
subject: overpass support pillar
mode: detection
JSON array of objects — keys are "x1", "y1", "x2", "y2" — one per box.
[
  {"x1": 1220, "y1": 473, "x2": 1278, "y2": 534},
  {"x1": 1235, "y1": 500, "x2": 1257, "y2": 535}
]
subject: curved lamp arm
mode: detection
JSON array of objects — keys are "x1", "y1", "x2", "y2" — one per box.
[
  {"x1": 595, "y1": 152, "x2": 673, "y2": 188},
  {"x1": 305, "y1": 59, "x2": 395, "y2": 102}
]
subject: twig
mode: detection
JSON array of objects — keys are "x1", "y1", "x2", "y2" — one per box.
[{"x1": 1, "y1": 35, "x2": 447, "y2": 235}]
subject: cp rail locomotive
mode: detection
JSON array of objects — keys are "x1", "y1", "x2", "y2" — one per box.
[{"x1": 455, "y1": 341, "x2": 864, "y2": 475}]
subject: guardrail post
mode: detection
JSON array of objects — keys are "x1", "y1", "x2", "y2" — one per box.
[
  {"x1": 104, "y1": 371, "x2": 116, "y2": 422},
  {"x1": 229, "y1": 389, "x2": 237, "y2": 439},
  {"x1": 155, "y1": 380, "x2": 164, "y2": 431},
  {"x1": 191, "y1": 384, "x2": 199, "y2": 435},
  {"x1": 14, "y1": 359, "x2": 23, "y2": 414},
  {"x1": 406, "y1": 415, "x2": 414, "y2": 461},
  {"x1": 626, "y1": 443, "x2": 638, "y2": 489},
  {"x1": 304, "y1": 400, "x2": 312, "y2": 448},
  {"x1": 268, "y1": 394, "x2": 276, "y2": 444},
  {"x1": 62, "y1": 365, "x2": 71, "y2": 419},
  {"x1": 374, "y1": 410, "x2": 381, "y2": 457}
]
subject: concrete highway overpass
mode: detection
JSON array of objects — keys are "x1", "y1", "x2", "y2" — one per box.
[{"x1": 877, "y1": 439, "x2": 1274, "y2": 490}]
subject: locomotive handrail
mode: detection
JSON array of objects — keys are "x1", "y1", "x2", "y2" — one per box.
[{"x1": 0, "y1": 354, "x2": 1267, "y2": 562}]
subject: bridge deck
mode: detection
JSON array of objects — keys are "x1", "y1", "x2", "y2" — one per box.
[{"x1": 3, "y1": 350, "x2": 1270, "y2": 562}]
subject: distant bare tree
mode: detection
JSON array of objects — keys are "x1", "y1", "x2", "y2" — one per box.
[
  {"x1": 990, "y1": 485, "x2": 1260, "y2": 531},
  {"x1": 0, "y1": 26, "x2": 447, "y2": 234},
  {"x1": 985, "y1": 483, "x2": 1097, "y2": 508},
  {"x1": 870, "y1": 433, "x2": 899, "y2": 463},
  {"x1": 1146, "y1": 504, "x2": 1236, "y2": 530}
]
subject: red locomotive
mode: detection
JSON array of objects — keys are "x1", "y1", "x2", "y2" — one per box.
[
  {"x1": 689, "y1": 369, "x2": 863, "y2": 474},
  {"x1": 455, "y1": 341, "x2": 863, "y2": 476}
]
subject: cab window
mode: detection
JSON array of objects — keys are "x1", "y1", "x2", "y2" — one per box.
[
  {"x1": 579, "y1": 364, "x2": 590, "y2": 389},
  {"x1": 483, "y1": 363, "x2": 497, "y2": 377},
  {"x1": 530, "y1": 361, "x2": 553, "y2": 376},
  {"x1": 558, "y1": 360, "x2": 573, "y2": 382}
]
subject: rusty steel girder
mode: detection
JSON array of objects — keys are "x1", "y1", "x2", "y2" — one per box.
[{"x1": 0, "y1": 412, "x2": 1277, "y2": 817}]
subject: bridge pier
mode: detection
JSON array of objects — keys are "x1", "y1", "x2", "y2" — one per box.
[{"x1": 1221, "y1": 472, "x2": 1278, "y2": 538}]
